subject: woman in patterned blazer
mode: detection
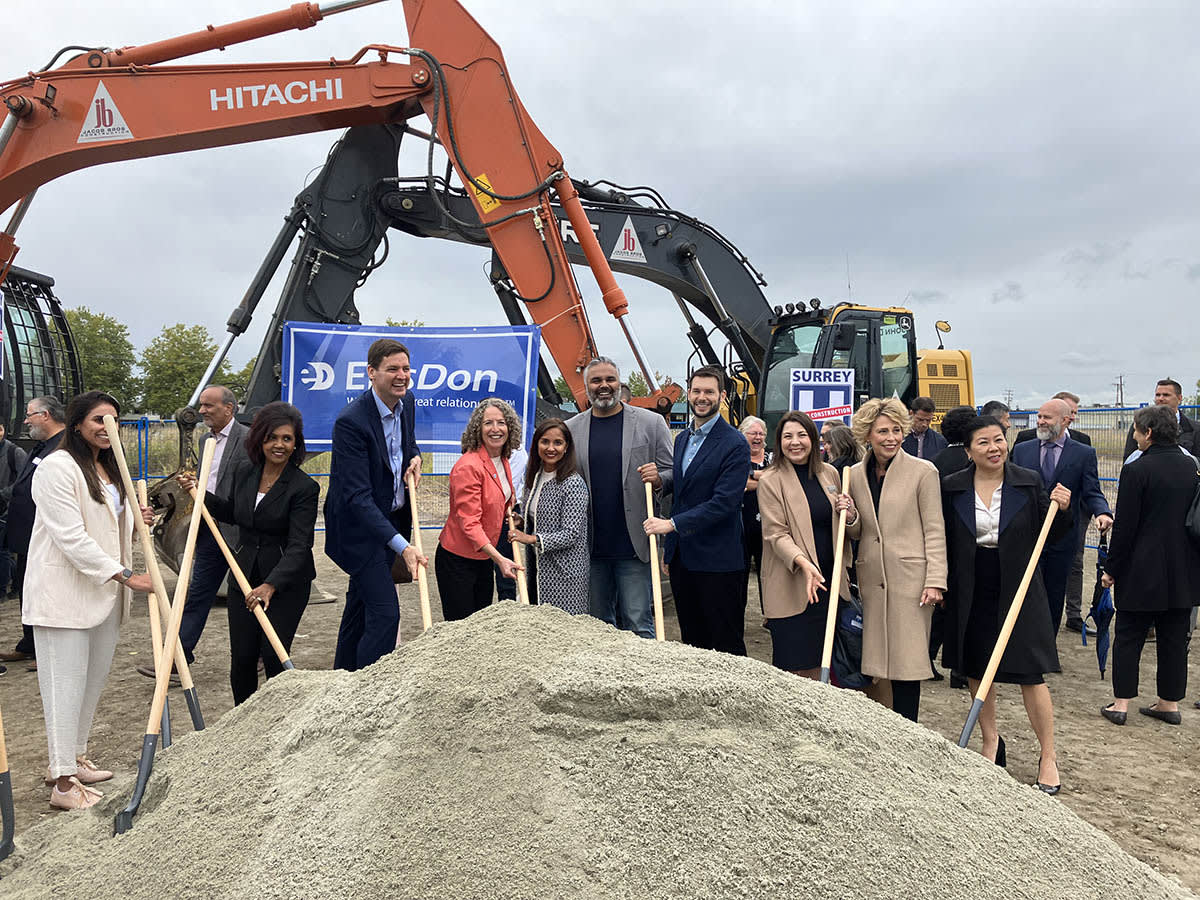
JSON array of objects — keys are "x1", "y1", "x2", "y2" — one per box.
[{"x1": 511, "y1": 418, "x2": 590, "y2": 614}]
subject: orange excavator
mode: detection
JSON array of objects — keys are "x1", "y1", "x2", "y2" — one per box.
[{"x1": 0, "y1": 0, "x2": 680, "y2": 415}]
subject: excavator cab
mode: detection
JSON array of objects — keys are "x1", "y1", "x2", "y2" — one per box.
[{"x1": 758, "y1": 303, "x2": 919, "y2": 440}]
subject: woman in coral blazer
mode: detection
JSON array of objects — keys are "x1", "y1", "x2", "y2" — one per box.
[
  {"x1": 437, "y1": 398, "x2": 523, "y2": 621},
  {"x1": 24, "y1": 391, "x2": 154, "y2": 810}
]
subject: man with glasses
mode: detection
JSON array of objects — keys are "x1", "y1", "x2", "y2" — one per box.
[{"x1": 0, "y1": 396, "x2": 66, "y2": 670}]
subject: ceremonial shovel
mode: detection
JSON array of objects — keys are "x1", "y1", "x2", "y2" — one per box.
[
  {"x1": 0, "y1": 701, "x2": 14, "y2": 861},
  {"x1": 508, "y1": 507, "x2": 531, "y2": 605},
  {"x1": 112, "y1": 431, "x2": 215, "y2": 835},
  {"x1": 105, "y1": 421, "x2": 206, "y2": 732},
  {"x1": 137, "y1": 482, "x2": 173, "y2": 746},
  {"x1": 406, "y1": 473, "x2": 434, "y2": 630},
  {"x1": 645, "y1": 482, "x2": 665, "y2": 641},
  {"x1": 819, "y1": 467, "x2": 852, "y2": 685},
  {"x1": 958, "y1": 501, "x2": 1059, "y2": 748},
  {"x1": 185, "y1": 487, "x2": 296, "y2": 669}
]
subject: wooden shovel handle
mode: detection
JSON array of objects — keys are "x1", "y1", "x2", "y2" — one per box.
[
  {"x1": 406, "y1": 473, "x2": 433, "y2": 631},
  {"x1": 646, "y1": 481, "x2": 665, "y2": 641},
  {"x1": 819, "y1": 466, "x2": 852, "y2": 682}
]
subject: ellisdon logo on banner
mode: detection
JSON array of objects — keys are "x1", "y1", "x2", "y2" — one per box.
[
  {"x1": 790, "y1": 368, "x2": 855, "y2": 428},
  {"x1": 299, "y1": 362, "x2": 498, "y2": 396}
]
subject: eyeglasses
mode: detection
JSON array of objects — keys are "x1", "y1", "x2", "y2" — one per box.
[{"x1": 26, "y1": 409, "x2": 48, "y2": 418}]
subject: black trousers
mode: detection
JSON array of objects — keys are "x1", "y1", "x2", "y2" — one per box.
[
  {"x1": 1112, "y1": 607, "x2": 1192, "y2": 702},
  {"x1": 1040, "y1": 543, "x2": 1073, "y2": 634},
  {"x1": 740, "y1": 527, "x2": 763, "y2": 614},
  {"x1": 13, "y1": 552, "x2": 34, "y2": 655},
  {"x1": 890, "y1": 679, "x2": 922, "y2": 723},
  {"x1": 668, "y1": 561, "x2": 746, "y2": 656},
  {"x1": 1064, "y1": 527, "x2": 1087, "y2": 626},
  {"x1": 435, "y1": 544, "x2": 494, "y2": 621},
  {"x1": 228, "y1": 560, "x2": 310, "y2": 705}
]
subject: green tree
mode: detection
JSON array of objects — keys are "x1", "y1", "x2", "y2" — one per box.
[
  {"x1": 227, "y1": 356, "x2": 258, "y2": 397},
  {"x1": 384, "y1": 317, "x2": 426, "y2": 327},
  {"x1": 553, "y1": 375, "x2": 571, "y2": 400},
  {"x1": 626, "y1": 370, "x2": 673, "y2": 398},
  {"x1": 139, "y1": 323, "x2": 231, "y2": 417},
  {"x1": 65, "y1": 307, "x2": 141, "y2": 410}
]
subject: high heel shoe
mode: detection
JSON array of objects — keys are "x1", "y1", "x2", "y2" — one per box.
[
  {"x1": 995, "y1": 736, "x2": 1006, "y2": 769},
  {"x1": 1034, "y1": 755, "x2": 1061, "y2": 795}
]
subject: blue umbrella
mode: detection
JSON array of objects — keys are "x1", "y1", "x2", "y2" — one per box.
[{"x1": 1084, "y1": 533, "x2": 1115, "y2": 678}]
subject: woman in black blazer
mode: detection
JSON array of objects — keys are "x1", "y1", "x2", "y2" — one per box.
[
  {"x1": 1100, "y1": 404, "x2": 1200, "y2": 727},
  {"x1": 183, "y1": 402, "x2": 319, "y2": 704},
  {"x1": 941, "y1": 416, "x2": 1071, "y2": 793}
]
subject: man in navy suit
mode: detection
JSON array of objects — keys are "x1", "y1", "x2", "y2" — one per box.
[
  {"x1": 644, "y1": 366, "x2": 751, "y2": 655},
  {"x1": 900, "y1": 396, "x2": 947, "y2": 461},
  {"x1": 1013, "y1": 398, "x2": 1112, "y2": 634},
  {"x1": 326, "y1": 338, "x2": 425, "y2": 671}
]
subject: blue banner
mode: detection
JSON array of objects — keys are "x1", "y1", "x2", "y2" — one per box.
[{"x1": 281, "y1": 322, "x2": 542, "y2": 453}]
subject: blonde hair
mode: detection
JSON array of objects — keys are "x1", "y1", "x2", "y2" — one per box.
[
  {"x1": 461, "y1": 398, "x2": 522, "y2": 456},
  {"x1": 850, "y1": 398, "x2": 911, "y2": 444}
]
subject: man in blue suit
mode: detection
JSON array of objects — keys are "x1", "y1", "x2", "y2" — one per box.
[
  {"x1": 644, "y1": 366, "x2": 751, "y2": 655},
  {"x1": 326, "y1": 338, "x2": 425, "y2": 671},
  {"x1": 1012, "y1": 398, "x2": 1112, "y2": 634},
  {"x1": 900, "y1": 396, "x2": 947, "y2": 461}
]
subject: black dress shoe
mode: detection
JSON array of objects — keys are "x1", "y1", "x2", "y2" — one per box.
[
  {"x1": 1139, "y1": 704, "x2": 1181, "y2": 725},
  {"x1": 1100, "y1": 704, "x2": 1127, "y2": 725},
  {"x1": 930, "y1": 666, "x2": 945, "y2": 682},
  {"x1": 950, "y1": 672, "x2": 969, "y2": 689},
  {"x1": 1035, "y1": 756, "x2": 1061, "y2": 795},
  {"x1": 995, "y1": 736, "x2": 1006, "y2": 768}
]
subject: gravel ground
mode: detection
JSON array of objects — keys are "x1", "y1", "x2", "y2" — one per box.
[{"x1": 0, "y1": 602, "x2": 1194, "y2": 900}]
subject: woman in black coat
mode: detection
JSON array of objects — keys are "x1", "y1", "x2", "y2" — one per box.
[
  {"x1": 1100, "y1": 404, "x2": 1200, "y2": 727},
  {"x1": 182, "y1": 402, "x2": 319, "y2": 704},
  {"x1": 941, "y1": 416, "x2": 1071, "y2": 793}
]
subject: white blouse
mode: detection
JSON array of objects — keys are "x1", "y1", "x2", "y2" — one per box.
[
  {"x1": 974, "y1": 484, "x2": 1002, "y2": 548},
  {"x1": 492, "y1": 456, "x2": 512, "y2": 501},
  {"x1": 103, "y1": 481, "x2": 124, "y2": 518}
]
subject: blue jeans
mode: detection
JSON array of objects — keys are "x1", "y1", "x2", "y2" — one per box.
[{"x1": 589, "y1": 557, "x2": 655, "y2": 639}]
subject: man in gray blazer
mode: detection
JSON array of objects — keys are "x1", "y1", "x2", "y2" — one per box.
[
  {"x1": 137, "y1": 385, "x2": 249, "y2": 677},
  {"x1": 566, "y1": 357, "x2": 673, "y2": 638}
]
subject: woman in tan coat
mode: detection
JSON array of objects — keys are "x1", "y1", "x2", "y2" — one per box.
[
  {"x1": 847, "y1": 398, "x2": 947, "y2": 722},
  {"x1": 758, "y1": 411, "x2": 858, "y2": 678}
]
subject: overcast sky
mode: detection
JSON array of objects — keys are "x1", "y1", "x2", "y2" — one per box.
[{"x1": 3, "y1": 0, "x2": 1197, "y2": 410}]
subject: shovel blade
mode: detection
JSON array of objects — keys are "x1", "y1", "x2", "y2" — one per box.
[
  {"x1": 0, "y1": 770, "x2": 14, "y2": 862},
  {"x1": 113, "y1": 733, "x2": 158, "y2": 835}
]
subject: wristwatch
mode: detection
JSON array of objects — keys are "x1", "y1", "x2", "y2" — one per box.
[{"x1": 117, "y1": 568, "x2": 134, "y2": 584}]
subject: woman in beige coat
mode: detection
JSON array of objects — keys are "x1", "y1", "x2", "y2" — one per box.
[
  {"x1": 24, "y1": 392, "x2": 153, "y2": 810},
  {"x1": 758, "y1": 411, "x2": 858, "y2": 678},
  {"x1": 847, "y1": 398, "x2": 947, "y2": 722}
]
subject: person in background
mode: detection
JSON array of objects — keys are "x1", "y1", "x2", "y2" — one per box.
[
  {"x1": 1012, "y1": 391, "x2": 1091, "y2": 447},
  {"x1": 566, "y1": 357, "x2": 673, "y2": 639},
  {"x1": 437, "y1": 398, "x2": 523, "y2": 620},
  {"x1": 1, "y1": 395, "x2": 67, "y2": 671},
  {"x1": 820, "y1": 422, "x2": 860, "y2": 475},
  {"x1": 739, "y1": 416, "x2": 771, "y2": 611},
  {"x1": 1122, "y1": 379, "x2": 1195, "y2": 459},
  {"x1": 980, "y1": 400, "x2": 1011, "y2": 431},
  {"x1": 941, "y1": 415, "x2": 1070, "y2": 793},
  {"x1": 0, "y1": 422, "x2": 28, "y2": 600},
  {"x1": 1012, "y1": 399, "x2": 1112, "y2": 635},
  {"x1": 181, "y1": 402, "x2": 318, "y2": 704},
  {"x1": 901, "y1": 397, "x2": 947, "y2": 461},
  {"x1": 1010, "y1": 391, "x2": 1092, "y2": 636},
  {"x1": 644, "y1": 366, "x2": 751, "y2": 655},
  {"x1": 510, "y1": 418, "x2": 590, "y2": 614},
  {"x1": 1101, "y1": 405, "x2": 1200, "y2": 727},
  {"x1": 846, "y1": 398, "x2": 947, "y2": 722},
  {"x1": 326, "y1": 338, "x2": 425, "y2": 671},
  {"x1": 758, "y1": 411, "x2": 857, "y2": 678},
  {"x1": 138, "y1": 385, "x2": 249, "y2": 680},
  {"x1": 932, "y1": 405, "x2": 976, "y2": 481},
  {"x1": 25, "y1": 391, "x2": 154, "y2": 810},
  {"x1": 619, "y1": 383, "x2": 633, "y2": 403}
]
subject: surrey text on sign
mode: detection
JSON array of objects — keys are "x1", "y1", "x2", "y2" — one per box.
[{"x1": 790, "y1": 368, "x2": 855, "y2": 429}]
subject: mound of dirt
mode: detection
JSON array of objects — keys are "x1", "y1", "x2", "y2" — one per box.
[{"x1": 1, "y1": 603, "x2": 1193, "y2": 899}]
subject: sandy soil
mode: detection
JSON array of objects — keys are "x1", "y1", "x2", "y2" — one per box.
[{"x1": 0, "y1": 531, "x2": 1196, "y2": 892}]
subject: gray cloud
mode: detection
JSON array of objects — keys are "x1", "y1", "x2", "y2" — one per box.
[
  {"x1": 907, "y1": 289, "x2": 947, "y2": 304},
  {"x1": 990, "y1": 281, "x2": 1025, "y2": 304}
]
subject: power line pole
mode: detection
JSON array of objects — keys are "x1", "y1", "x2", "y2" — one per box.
[
  {"x1": 1113, "y1": 374, "x2": 1125, "y2": 407},
  {"x1": 1002, "y1": 388, "x2": 1014, "y2": 408}
]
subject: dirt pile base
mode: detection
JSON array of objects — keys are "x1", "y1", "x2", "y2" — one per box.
[{"x1": 1, "y1": 603, "x2": 1193, "y2": 899}]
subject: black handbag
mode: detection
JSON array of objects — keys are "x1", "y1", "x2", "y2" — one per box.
[
  {"x1": 831, "y1": 584, "x2": 872, "y2": 690},
  {"x1": 1185, "y1": 473, "x2": 1200, "y2": 548}
]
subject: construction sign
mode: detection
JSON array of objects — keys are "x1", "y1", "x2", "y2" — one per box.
[{"x1": 790, "y1": 368, "x2": 855, "y2": 430}]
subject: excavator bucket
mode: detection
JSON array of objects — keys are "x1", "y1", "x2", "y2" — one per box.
[{"x1": 145, "y1": 408, "x2": 202, "y2": 573}]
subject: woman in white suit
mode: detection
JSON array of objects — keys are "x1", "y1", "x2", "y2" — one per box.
[{"x1": 24, "y1": 391, "x2": 154, "y2": 810}]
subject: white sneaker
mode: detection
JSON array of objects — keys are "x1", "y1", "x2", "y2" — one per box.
[{"x1": 49, "y1": 777, "x2": 102, "y2": 810}]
